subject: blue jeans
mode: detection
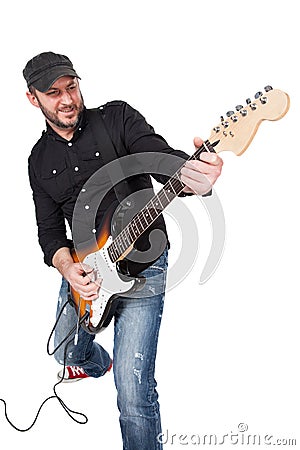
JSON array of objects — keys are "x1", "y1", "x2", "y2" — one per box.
[{"x1": 54, "y1": 249, "x2": 168, "y2": 450}]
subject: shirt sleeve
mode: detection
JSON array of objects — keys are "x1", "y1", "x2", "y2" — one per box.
[{"x1": 28, "y1": 157, "x2": 73, "y2": 266}]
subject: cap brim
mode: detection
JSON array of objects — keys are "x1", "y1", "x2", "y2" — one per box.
[{"x1": 32, "y1": 66, "x2": 80, "y2": 92}]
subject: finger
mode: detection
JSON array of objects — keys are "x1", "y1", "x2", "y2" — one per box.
[
  {"x1": 200, "y1": 152, "x2": 220, "y2": 165},
  {"x1": 79, "y1": 292, "x2": 99, "y2": 301},
  {"x1": 79, "y1": 262, "x2": 95, "y2": 275},
  {"x1": 79, "y1": 277, "x2": 102, "y2": 292},
  {"x1": 182, "y1": 160, "x2": 215, "y2": 176},
  {"x1": 181, "y1": 172, "x2": 210, "y2": 188},
  {"x1": 180, "y1": 175, "x2": 211, "y2": 196},
  {"x1": 193, "y1": 136, "x2": 203, "y2": 149},
  {"x1": 77, "y1": 282, "x2": 100, "y2": 298},
  {"x1": 83, "y1": 276, "x2": 103, "y2": 290},
  {"x1": 83, "y1": 269, "x2": 100, "y2": 284},
  {"x1": 79, "y1": 275, "x2": 94, "y2": 286},
  {"x1": 93, "y1": 277, "x2": 103, "y2": 288}
]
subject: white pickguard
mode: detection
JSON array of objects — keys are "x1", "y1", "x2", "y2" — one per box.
[{"x1": 83, "y1": 236, "x2": 135, "y2": 327}]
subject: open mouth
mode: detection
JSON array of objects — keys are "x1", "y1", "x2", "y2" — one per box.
[{"x1": 59, "y1": 106, "x2": 76, "y2": 115}]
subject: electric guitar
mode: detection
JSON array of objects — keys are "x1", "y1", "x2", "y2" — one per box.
[{"x1": 71, "y1": 86, "x2": 290, "y2": 334}]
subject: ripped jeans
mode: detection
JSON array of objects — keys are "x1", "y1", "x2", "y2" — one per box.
[{"x1": 54, "y1": 248, "x2": 168, "y2": 450}]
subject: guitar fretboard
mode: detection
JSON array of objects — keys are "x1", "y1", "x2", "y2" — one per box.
[{"x1": 107, "y1": 140, "x2": 215, "y2": 263}]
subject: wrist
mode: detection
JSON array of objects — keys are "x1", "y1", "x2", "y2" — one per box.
[{"x1": 52, "y1": 247, "x2": 73, "y2": 275}]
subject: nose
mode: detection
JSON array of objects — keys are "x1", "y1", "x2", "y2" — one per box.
[{"x1": 60, "y1": 90, "x2": 73, "y2": 104}]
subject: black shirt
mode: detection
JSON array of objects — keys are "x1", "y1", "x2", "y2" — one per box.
[{"x1": 28, "y1": 101, "x2": 192, "y2": 274}]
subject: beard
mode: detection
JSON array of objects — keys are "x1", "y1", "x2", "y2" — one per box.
[{"x1": 36, "y1": 94, "x2": 84, "y2": 130}]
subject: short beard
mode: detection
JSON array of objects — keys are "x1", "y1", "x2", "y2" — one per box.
[{"x1": 36, "y1": 94, "x2": 84, "y2": 130}]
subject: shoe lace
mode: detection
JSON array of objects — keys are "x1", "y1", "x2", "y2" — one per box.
[{"x1": 69, "y1": 366, "x2": 86, "y2": 377}]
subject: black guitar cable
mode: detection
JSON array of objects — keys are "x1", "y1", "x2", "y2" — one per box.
[{"x1": 0, "y1": 298, "x2": 90, "y2": 432}]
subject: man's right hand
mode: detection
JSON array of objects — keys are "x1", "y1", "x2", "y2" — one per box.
[{"x1": 52, "y1": 247, "x2": 101, "y2": 300}]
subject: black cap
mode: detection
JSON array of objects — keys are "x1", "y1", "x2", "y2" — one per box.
[{"x1": 23, "y1": 51, "x2": 81, "y2": 92}]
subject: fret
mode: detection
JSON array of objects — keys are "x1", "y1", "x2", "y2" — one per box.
[
  {"x1": 135, "y1": 215, "x2": 144, "y2": 233},
  {"x1": 122, "y1": 229, "x2": 131, "y2": 248},
  {"x1": 118, "y1": 237, "x2": 126, "y2": 254},
  {"x1": 138, "y1": 210, "x2": 148, "y2": 229},
  {"x1": 145, "y1": 205, "x2": 154, "y2": 221},
  {"x1": 141, "y1": 212, "x2": 147, "y2": 229},
  {"x1": 154, "y1": 196, "x2": 163, "y2": 211},
  {"x1": 143, "y1": 207, "x2": 153, "y2": 224},
  {"x1": 108, "y1": 245, "x2": 117, "y2": 261},
  {"x1": 127, "y1": 224, "x2": 136, "y2": 242},
  {"x1": 164, "y1": 186, "x2": 175, "y2": 201},
  {"x1": 167, "y1": 180, "x2": 177, "y2": 195},
  {"x1": 113, "y1": 240, "x2": 122, "y2": 259},
  {"x1": 131, "y1": 221, "x2": 140, "y2": 238},
  {"x1": 115, "y1": 237, "x2": 127, "y2": 259},
  {"x1": 125, "y1": 227, "x2": 133, "y2": 244},
  {"x1": 174, "y1": 171, "x2": 185, "y2": 188},
  {"x1": 158, "y1": 190, "x2": 171, "y2": 209},
  {"x1": 114, "y1": 244, "x2": 121, "y2": 260},
  {"x1": 111, "y1": 242, "x2": 121, "y2": 261},
  {"x1": 148, "y1": 198, "x2": 159, "y2": 218}
]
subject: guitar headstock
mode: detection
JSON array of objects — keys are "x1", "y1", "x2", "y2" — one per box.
[{"x1": 209, "y1": 86, "x2": 290, "y2": 155}]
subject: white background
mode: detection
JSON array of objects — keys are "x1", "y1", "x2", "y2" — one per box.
[{"x1": 0, "y1": 0, "x2": 299, "y2": 448}]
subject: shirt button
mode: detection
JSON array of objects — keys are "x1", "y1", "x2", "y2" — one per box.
[
  {"x1": 95, "y1": 152, "x2": 100, "y2": 157},
  {"x1": 78, "y1": 127, "x2": 82, "y2": 131},
  {"x1": 52, "y1": 169, "x2": 57, "y2": 174},
  {"x1": 74, "y1": 166, "x2": 79, "y2": 172},
  {"x1": 68, "y1": 142, "x2": 73, "y2": 147}
]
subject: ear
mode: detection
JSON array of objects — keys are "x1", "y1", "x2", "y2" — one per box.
[{"x1": 26, "y1": 90, "x2": 40, "y2": 109}]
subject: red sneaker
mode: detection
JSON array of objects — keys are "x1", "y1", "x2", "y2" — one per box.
[
  {"x1": 57, "y1": 365, "x2": 90, "y2": 383},
  {"x1": 57, "y1": 361, "x2": 112, "y2": 383}
]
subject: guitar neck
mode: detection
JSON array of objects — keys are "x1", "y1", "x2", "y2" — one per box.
[{"x1": 107, "y1": 140, "x2": 216, "y2": 263}]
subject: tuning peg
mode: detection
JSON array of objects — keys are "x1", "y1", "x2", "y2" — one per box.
[
  {"x1": 246, "y1": 98, "x2": 251, "y2": 105},
  {"x1": 235, "y1": 105, "x2": 243, "y2": 111},
  {"x1": 255, "y1": 91, "x2": 263, "y2": 99},
  {"x1": 260, "y1": 96, "x2": 267, "y2": 104},
  {"x1": 264, "y1": 85, "x2": 273, "y2": 92},
  {"x1": 226, "y1": 110, "x2": 235, "y2": 117}
]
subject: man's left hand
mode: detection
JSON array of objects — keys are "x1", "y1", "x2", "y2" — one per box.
[{"x1": 181, "y1": 137, "x2": 223, "y2": 196}]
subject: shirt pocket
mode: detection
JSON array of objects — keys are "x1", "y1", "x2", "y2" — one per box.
[
  {"x1": 81, "y1": 146, "x2": 104, "y2": 176},
  {"x1": 40, "y1": 160, "x2": 74, "y2": 202}
]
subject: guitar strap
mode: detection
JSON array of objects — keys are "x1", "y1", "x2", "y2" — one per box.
[{"x1": 87, "y1": 108, "x2": 132, "y2": 205}]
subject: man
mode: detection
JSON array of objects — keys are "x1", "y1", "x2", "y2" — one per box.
[{"x1": 23, "y1": 51, "x2": 223, "y2": 449}]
